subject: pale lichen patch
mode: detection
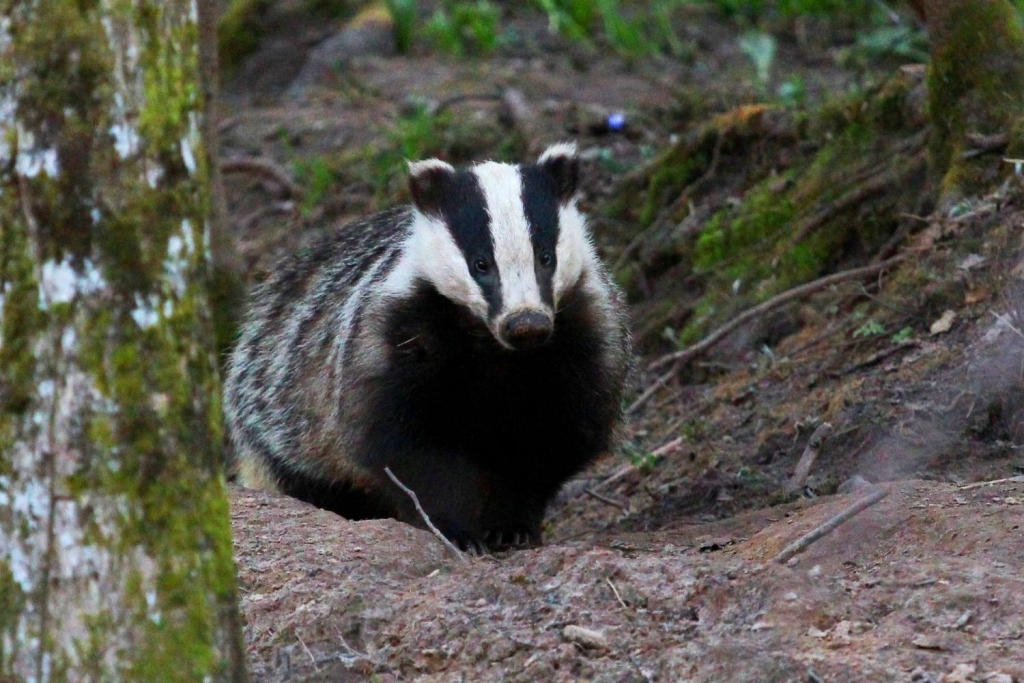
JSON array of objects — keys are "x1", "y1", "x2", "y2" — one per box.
[
  {"x1": 130, "y1": 293, "x2": 162, "y2": 329},
  {"x1": 110, "y1": 120, "x2": 141, "y2": 159},
  {"x1": 39, "y1": 260, "x2": 79, "y2": 306},
  {"x1": 16, "y1": 146, "x2": 58, "y2": 179}
]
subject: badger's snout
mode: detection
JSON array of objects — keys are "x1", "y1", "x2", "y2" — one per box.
[{"x1": 499, "y1": 310, "x2": 553, "y2": 350}]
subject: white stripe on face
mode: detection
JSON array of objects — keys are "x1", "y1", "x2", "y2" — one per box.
[
  {"x1": 553, "y1": 203, "x2": 596, "y2": 301},
  {"x1": 472, "y1": 161, "x2": 548, "y2": 317},
  {"x1": 380, "y1": 211, "x2": 490, "y2": 319}
]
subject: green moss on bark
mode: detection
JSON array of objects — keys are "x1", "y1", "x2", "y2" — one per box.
[
  {"x1": 926, "y1": 0, "x2": 1024, "y2": 203},
  {"x1": 0, "y1": 0, "x2": 247, "y2": 679}
]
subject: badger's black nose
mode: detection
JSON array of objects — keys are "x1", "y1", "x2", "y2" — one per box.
[{"x1": 501, "y1": 310, "x2": 553, "y2": 349}]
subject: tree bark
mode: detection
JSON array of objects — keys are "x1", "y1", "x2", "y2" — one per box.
[
  {"x1": 0, "y1": 0, "x2": 249, "y2": 680},
  {"x1": 921, "y1": 0, "x2": 1024, "y2": 203}
]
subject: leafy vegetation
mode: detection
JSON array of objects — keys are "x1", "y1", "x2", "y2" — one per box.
[
  {"x1": 385, "y1": 0, "x2": 418, "y2": 53},
  {"x1": 282, "y1": 100, "x2": 521, "y2": 211},
  {"x1": 426, "y1": 0, "x2": 501, "y2": 55}
]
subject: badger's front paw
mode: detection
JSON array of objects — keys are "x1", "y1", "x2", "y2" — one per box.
[
  {"x1": 482, "y1": 527, "x2": 541, "y2": 552},
  {"x1": 428, "y1": 518, "x2": 488, "y2": 555}
]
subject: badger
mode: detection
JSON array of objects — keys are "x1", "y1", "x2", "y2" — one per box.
[{"x1": 224, "y1": 142, "x2": 632, "y2": 551}]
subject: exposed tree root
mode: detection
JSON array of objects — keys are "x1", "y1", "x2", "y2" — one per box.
[
  {"x1": 222, "y1": 155, "x2": 304, "y2": 199},
  {"x1": 629, "y1": 254, "x2": 909, "y2": 414}
]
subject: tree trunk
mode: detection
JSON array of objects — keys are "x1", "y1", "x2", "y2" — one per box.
[
  {"x1": 0, "y1": 0, "x2": 249, "y2": 680},
  {"x1": 922, "y1": 0, "x2": 1024, "y2": 204}
]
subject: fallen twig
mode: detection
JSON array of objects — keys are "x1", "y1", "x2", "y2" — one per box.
[
  {"x1": 957, "y1": 475, "x2": 1024, "y2": 491},
  {"x1": 625, "y1": 368, "x2": 676, "y2": 415},
  {"x1": 590, "y1": 463, "x2": 636, "y2": 494},
  {"x1": 584, "y1": 487, "x2": 630, "y2": 512},
  {"x1": 237, "y1": 201, "x2": 296, "y2": 232},
  {"x1": 384, "y1": 466, "x2": 469, "y2": 564},
  {"x1": 772, "y1": 485, "x2": 889, "y2": 565},
  {"x1": 962, "y1": 132, "x2": 1009, "y2": 159},
  {"x1": 646, "y1": 254, "x2": 909, "y2": 375},
  {"x1": 606, "y1": 577, "x2": 628, "y2": 609},
  {"x1": 433, "y1": 90, "x2": 503, "y2": 115},
  {"x1": 785, "y1": 422, "x2": 833, "y2": 495},
  {"x1": 650, "y1": 436, "x2": 684, "y2": 458},
  {"x1": 221, "y1": 155, "x2": 304, "y2": 199},
  {"x1": 839, "y1": 341, "x2": 918, "y2": 376},
  {"x1": 295, "y1": 632, "x2": 319, "y2": 672}
]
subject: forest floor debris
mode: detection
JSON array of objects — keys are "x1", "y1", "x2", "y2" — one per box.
[{"x1": 221, "y1": 3, "x2": 1024, "y2": 680}]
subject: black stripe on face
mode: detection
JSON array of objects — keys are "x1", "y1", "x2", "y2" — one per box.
[
  {"x1": 520, "y1": 165, "x2": 560, "y2": 307},
  {"x1": 431, "y1": 170, "x2": 503, "y2": 318}
]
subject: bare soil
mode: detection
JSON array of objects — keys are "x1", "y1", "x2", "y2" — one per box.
[
  {"x1": 222, "y1": 4, "x2": 1024, "y2": 680},
  {"x1": 233, "y1": 478, "x2": 1024, "y2": 682}
]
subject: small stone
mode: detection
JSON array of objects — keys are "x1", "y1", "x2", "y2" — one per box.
[
  {"x1": 784, "y1": 591, "x2": 799, "y2": 601},
  {"x1": 912, "y1": 634, "x2": 946, "y2": 651},
  {"x1": 930, "y1": 310, "x2": 956, "y2": 335},
  {"x1": 750, "y1": 621, "x2": 774, "y2": 631},
  {"x1": 910, "y1": 667, "x2": 937, "y2": 683},
  {"x1": 958, "y1": 254, "x2": 986, "y2": 271},
  {"x1": 807, "y1": 627, "x2": 828, "y2": 638},
  {"x1": 563, "y1": 625, "x2": 608, "y2": 650},
  {"x1": 833, "y1": 621, "x2": 854, "y2": 638},
  {"x1": 940, "y1": 663, "x2": 976, "y2": 683},
  {"x1": 808, "y1": 565, "x2": 822, "y2": 578},
  {"x1": 983, "y1": 673, "x2": 1013, "y2": 683}
]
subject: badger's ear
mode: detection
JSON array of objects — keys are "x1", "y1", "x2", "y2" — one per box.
[
  {"x1": 537, "y1": 142, "x2": 579, "y2": 203},
  {"x1": 408, "y1": 158, "x2": 456, "y2": 215}
]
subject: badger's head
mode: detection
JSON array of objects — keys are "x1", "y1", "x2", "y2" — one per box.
[{"x1": 387, "y1": 142, "x2": 598, "y2": 351}]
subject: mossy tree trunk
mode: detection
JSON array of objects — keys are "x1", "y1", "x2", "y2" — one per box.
[
  {"x1": 0, "y1": 0, "x2": 249, "y2": 680},
  {"x1": 922, "y1": 0, "x2": 1024, "y2": 203}
]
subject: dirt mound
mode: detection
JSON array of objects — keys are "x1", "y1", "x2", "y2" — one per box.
[{"x1": 232, "y1": 478, "x2": 1023, "y2": 682}]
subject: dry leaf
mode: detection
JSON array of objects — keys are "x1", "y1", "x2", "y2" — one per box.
[{"x1": 930, "y1": 310, "x2": 957, "y2": 335}]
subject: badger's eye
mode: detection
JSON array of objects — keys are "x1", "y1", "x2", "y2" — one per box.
[
  {"x1": 473, "y1": 258, "x2": 490, "y2": 275},
  {"x1": 539, "y1": 250, "x2": 554, "y2": 267}
]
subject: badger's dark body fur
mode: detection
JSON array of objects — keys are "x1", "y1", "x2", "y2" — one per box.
[{"x1": 225, "y1": 145, "x2": 631, "y2": 550}]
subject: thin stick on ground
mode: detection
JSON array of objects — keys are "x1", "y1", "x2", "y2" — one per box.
[
  {"x1": 590, "y1": 463, "x2": 636, "y2": 494},
  {"x1": 384, "y1": 466, "x2": 469, "y2": 564},
  {"x1": 295, "y1": 632, "x2": 319, "y2": 671},
  {"x1": 584, "y1": 487, "x2": 630, "y2": 512},
  {"x1": 957, "y1": 475, "x2": 1024, "y2": 491},
  {"x1": 772, "y1": 485, "x2": 889, "y2": 565},
  {"x1": 785, "y1": 422, "x2": 834, "y2": 495},
  {"x1": 588, "y1": 436, "x2": 683, "y2": 497},
  {"x1": 626, "y1": 369, "x2": 676, "y2": 415},
  {"x1": 606, "y1": 578, "x2": 628, "y2": 610}
]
